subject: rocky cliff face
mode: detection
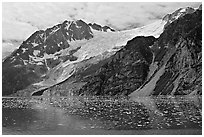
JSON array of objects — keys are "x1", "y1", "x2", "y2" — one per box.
[{"x1": 130, "y1": 8, "x2": 202, "y2": 96}]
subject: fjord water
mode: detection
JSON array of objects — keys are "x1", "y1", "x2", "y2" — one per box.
[{"x1": 2, "y1": 96, "x2": 202, "y2": 135}]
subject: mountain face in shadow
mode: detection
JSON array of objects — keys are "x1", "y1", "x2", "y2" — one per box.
[{"x1": 131, "y1": 8, "x2": 202, "y2": 96}]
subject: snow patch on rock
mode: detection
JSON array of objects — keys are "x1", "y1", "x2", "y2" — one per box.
[
  {"x1": 22, "y1": 48, "x2": 27, "y2": 53},
  {"x1": 31, "y1": 42, "x2": 39, "y2": 47},
  {"x1": 33, "y1": 50, "x2": 40, "y2": 56}
]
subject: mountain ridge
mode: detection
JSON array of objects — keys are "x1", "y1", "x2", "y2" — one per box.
[{"x1": 2, "y1": 5, "x2": 201, "y2": 96}]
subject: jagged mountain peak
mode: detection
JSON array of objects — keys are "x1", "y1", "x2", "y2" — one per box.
[
  {"x1": 88, "y1": 22, "x2": 115, "y2": 32},
  {"x1": 162, "y1": 6, "x2": 196, "y2": 27},
  {"x1": 198, "y1": 4, "x2": 202, "y2": 10},
  {"x1": 62, "y1": 19, "x2": 90, "y2": 30},
  {"x1": 10, "y1": 19, "x2": 95, "y2": 59}
]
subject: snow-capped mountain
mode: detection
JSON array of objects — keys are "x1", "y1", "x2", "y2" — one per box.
[{"x1": 2, "y1": 5, "x2": 201, "y2": 96}]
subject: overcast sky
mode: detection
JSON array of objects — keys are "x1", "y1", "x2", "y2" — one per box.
[{"x1": 2, "y1": 2, "x2": 201, "y2": 41}]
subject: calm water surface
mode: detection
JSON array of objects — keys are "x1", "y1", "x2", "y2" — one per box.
[{"x1": 2, "y1": 96, "x2": 202, "y2": 135}]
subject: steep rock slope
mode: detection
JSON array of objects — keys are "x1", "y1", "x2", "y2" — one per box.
[
  {"x1": 77, "y1": 36, "x2": 156, "y2": 96},
  {"x1": 130, "y1": 8, "x2": 202, "y2": 96}
]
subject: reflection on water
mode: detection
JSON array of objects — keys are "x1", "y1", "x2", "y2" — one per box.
[{"x1": 2, "y1": 96, "x2": 202, "y2": 135}]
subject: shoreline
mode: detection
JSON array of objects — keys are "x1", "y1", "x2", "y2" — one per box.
[{"x1": 2, "y1": 127, "x2": 202, "y2": 135}]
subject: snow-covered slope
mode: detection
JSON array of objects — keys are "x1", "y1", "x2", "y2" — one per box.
[{"x1": 72, "y1": 20, "x2": 166, "y2": 60}]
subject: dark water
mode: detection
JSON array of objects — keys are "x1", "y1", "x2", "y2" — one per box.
[{"x1": 2, "y1": 96, "x2": 202, "y2": 135}]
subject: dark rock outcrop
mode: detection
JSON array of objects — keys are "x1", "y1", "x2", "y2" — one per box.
[
  {"x1": 153, "y1": 9, "x2": 202, "y2": 95},
  {"x1": 88, "y1": 23, "x2": 115, "y2": 32}
]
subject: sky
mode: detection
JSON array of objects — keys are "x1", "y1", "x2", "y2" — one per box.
[{"x1": 2, "y1": 2, "x2": 201, "y2": 41}]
